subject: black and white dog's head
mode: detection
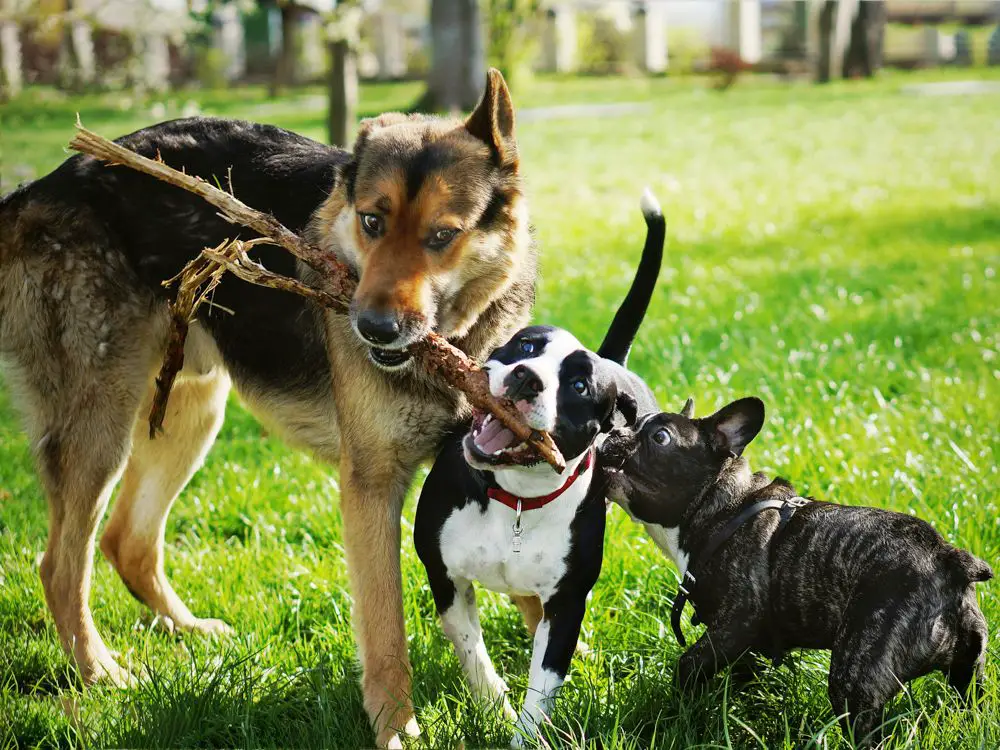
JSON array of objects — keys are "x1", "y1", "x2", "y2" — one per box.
[{"x1": 463, "y1": 325, "x2": 620, "y2": 473}]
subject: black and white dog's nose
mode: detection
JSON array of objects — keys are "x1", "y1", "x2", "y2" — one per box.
[
  {"x1": 505, "y1": 364, "x2": 543, "y2": 401},
  {"x1": 357, "y1": 309, "x2": 402, "y2": 346}
]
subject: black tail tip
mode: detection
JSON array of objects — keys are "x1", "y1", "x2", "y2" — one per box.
[{"x1": 640, "y1": 188, "x2": 663, "y2": 220}]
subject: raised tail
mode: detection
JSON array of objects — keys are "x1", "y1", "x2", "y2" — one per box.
[{"x1": 597, "y1": 188, "x2": 665, "y2": 365}]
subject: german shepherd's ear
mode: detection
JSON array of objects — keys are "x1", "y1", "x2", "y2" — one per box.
[{"x1": 465, "y1": 68, "x2": 517, "y2": 168}]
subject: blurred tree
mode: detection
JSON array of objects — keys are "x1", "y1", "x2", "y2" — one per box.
[
  {"x1": 327, "y1": 2, "x2": 360, "y2": 147},
  {"x1": 817, "y1": 0, "x2": 885, "y2": 82},
  {"x1": 485, "y1": 0, "x2": 538, "y2": 89},
  {"x1": 268, "y1": 0, "x2": 300, "y2": 97},
  {"x1": 844, "y1": 0, "x2": 884, "y2": 78},
  {"x1": 420, "y1": 0, "x2": 483, "y2": 111}
]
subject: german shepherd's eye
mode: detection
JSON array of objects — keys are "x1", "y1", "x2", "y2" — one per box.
[
  {"x1": 519, "y1": 339, "x2": 535, "y2": 354},
  {"x1": 652, "y1": 427, "x2": 671, "y2": 446},
  {"x1": 571, "y1": 378, "x2": 589, "y2": 396},
  {"x1": 426, "y1": 228, "x2": 458, "y2": 251},
  {"x1": 359, "y1": 213, "x2": 384, "y2": 237}
]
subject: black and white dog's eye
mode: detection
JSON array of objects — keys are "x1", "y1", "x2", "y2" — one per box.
[
  {"x1": 571, "y1": 379, "x2": 588, "y2": 395},
  {"x1": 652, "y1": 427, "x2": 671, "y2": 445},
  {"x1": 360, "y1": 213, "x2": 384, "y2": 237},
  {"x1": 519, "y1": 340, "x2": 535, "y2": 354}
]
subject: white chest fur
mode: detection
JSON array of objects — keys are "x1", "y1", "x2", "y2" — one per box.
[
  {"x1": 644, "y1": 524, "x2": 690, "y2": 577},
  {"x1": 439, "y1": 467, "x2": 591, "y2": 601}
]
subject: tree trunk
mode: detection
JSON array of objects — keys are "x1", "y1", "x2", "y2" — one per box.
[
  {"x1": 269, "y1": 3, "x2": 299, "y2": 98},
  {"x1": 816, "y1": 0, "x2": 835, "y2": 83},
  {"x1": 844, "y1": 0, "x2": 885, "y2": 78},
  {"x1": 423, "y1": 0, "x2": 485, "y2": 112},
  {"x1": 328, "y1": 39, "x2": 357, "y2": 147}
]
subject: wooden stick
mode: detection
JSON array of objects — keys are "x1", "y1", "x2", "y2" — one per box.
[
  {"x1": 69, "y1": 122, "x2": 355, "y2": 305},
  {"x1": 71, "y1": 124, "x2": 566, "y2": 471}
]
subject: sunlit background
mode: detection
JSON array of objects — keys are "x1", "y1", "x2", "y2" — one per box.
[{"x1": 1, "y1": 1, "x2": 999, "y2": 748}]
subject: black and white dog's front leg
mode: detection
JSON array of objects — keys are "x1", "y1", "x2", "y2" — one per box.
[
  {"x1": 512, "y1": 592, "x2": 587, "y2": 748},
  {"x1": 436, "y1": 577, "x2": 516, "y2": 720}
]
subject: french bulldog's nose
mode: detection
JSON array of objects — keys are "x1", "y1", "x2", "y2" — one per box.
[
  {"x1": 505, "y1": 364, "x2": 543, "y2": 401},
  {"x1": 357, "y1": 309, "x2": 402, "y2": 346},
  {"x1": 600, "y1": 428, "x2": 636, "y2": 468}
]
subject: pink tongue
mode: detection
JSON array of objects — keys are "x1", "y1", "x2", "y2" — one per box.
[{"x1": 474, "y1": 418, "x2": 518, "y2": 454}]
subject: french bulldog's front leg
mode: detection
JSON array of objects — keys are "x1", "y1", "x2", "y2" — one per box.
[
  {"x1": 677, "y1": 629, "x2": 754, "y2": 688},
  {"x1": 511, "y1": 594, "x2": 586, "y2": 748}
]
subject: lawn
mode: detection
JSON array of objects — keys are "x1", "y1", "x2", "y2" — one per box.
[{"x1": 1, "y1": 71, "x2": 998, "y2": 749}]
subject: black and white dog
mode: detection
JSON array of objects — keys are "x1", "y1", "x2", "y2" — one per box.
[{"x1": 414, "y1": 192, "x2": 663, "y2": 745}]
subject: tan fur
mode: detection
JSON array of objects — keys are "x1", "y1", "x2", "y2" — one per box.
[
  {"x1": 100, "y1": 345, "x2": 232, "y2": 634},
  {"x1": 512, "y1": 595, "x2": 544, "y2": 635},
  {"x1": 0, "y1": 70, "x2": 534, "y2": 749}
]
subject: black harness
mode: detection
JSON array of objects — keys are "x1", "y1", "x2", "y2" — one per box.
[{"x1": 670, "y1": 496, "x2": 809, "y2": 649}]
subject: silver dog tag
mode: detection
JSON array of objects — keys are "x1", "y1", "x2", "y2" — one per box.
[{"x1": 512, "y1": 499, "x2": 523, "y2": 553}]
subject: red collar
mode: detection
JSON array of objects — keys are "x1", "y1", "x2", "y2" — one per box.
[{"x1": 487, "y1": 450, "x2": 594, "y2": 511}]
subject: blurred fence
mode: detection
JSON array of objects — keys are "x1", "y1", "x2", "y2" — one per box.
[{"x1": 1, "y1": 0, "x2": 999, "y2": 101}]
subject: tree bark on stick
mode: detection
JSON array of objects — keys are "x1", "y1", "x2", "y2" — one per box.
[{"x1": 67, "y1": 123, "x2": 566, "y2": 472}]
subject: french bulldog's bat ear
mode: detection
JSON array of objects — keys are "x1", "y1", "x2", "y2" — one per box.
[
  {"x1": 706, "y1": 397, "x2": 765, "y2": 457},
  {"x1": 615, "y1": 392, "x2": 639, "y2": 427},
  {"x1": 465, "y1": 68, "x2": 517, "y2": 168},
  {"x1": 680, "y1": 397, "x2": 695, "y2": 419}
]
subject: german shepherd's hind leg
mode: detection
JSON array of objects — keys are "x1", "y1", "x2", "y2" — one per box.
[
  {"x1": 511, "y1": 594, "x2": 543, "y2": 635},
  {"x1": 340, "y1": 446, "x2": 421, "y2": 749},
  {"x1": 37, "y1": 413, "x2": 136, "y2": 687},
  {"x1": 100, "y1": 366, "x2": 232, "y2": 635}
]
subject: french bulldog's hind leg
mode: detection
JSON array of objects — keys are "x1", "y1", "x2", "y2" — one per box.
[{"x1": 827, "y1": 646, "x2": 898, "y2": 749}]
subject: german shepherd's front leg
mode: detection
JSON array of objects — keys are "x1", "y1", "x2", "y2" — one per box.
[{"x1": 340, "y1": 447, "x2": 420, "y2": 749}]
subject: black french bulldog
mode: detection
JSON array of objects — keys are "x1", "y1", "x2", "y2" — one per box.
[{"x1": 600, "y1": 396, "x2": 992, "y2": 746}]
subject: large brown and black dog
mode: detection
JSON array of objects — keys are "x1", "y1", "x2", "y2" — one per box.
[{"x1": 0, "y1": 70, "x2": 535, "y2": 747}]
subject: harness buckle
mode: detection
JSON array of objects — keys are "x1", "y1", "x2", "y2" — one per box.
[
  {"x1": 786, "y1": 496, "x2": 809, "y2": 508},
  {"x1": 678, "y1": 570, "x2": 696, "y2": 596}
]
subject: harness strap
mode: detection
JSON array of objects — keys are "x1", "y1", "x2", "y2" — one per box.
[{"x1": 670, "y1": 496, "x2": 808, "y2": 648}]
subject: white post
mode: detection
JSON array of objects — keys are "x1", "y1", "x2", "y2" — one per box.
[
  {"x1": 71, "y1": 19, "x2": 96, "y2": 85},
  {"x1": 139, "y1": 32, "x2": 170, "y2": 92},
  {"x1": 633, "y1": 1, "x2": 667, "y2": 73},
  {"x1": 541, "y1": 5, "x2": 576, "y2": 73},
  {"x1": 372, "y1": 11, "x2": 406, "y2": 79},
  {"x1": 0, "y1": 20, "x2": 21, "y2": 98},
  {"x1": 731, "y1": 0, "x2": 762, "y2": 64},
  {"x1": 215, "y1": 3, "x2": 246, "y2": 82}
]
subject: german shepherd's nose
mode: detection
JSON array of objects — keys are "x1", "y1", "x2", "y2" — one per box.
[
  {"x1": 504, "y1": 364, "x2": 543, "y2": 401},
  {"x1": 357, "y1": 310, "x2": 402, "y2": 346}
]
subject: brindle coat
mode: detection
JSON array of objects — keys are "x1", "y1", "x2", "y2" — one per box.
[
  {"x1": 601, "y1": 398, "x2": 992, "y2": 747},
  {"x1": 0, "y1": 70, "x2": 536, "y2": 748}
]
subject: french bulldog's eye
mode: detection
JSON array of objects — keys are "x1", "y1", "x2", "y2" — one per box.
[
  {"x1": 571, "y1": 379, "x2": 589, "y2": 395},
  {"x1": 360, "y1": 213, "x2": 384, "y2": 237},
  {"x1": 427, "y1": 227, "x2": 458, "y2": 250},
  {"x1": 652, "y1": 427, "x2": 671, "y2": 445},
  {"x1": 519, "y1": 340, "x2": 535, "y2": 354}
]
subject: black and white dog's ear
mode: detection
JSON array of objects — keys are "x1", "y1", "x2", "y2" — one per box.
[
  {"x1": 680, "y1": 397, "x2": 695, "y2": 419},
  {"x1": 614, "y1": 391, "x2": 639, "y2": 428},
  {"x1": 599, "y1": 381, "x2": 621, "y2": 433},
  {"x1": 705, "y1": 397, "x2": 765, "y2": 457}
]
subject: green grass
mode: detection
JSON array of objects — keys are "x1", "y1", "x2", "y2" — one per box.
[{"x1": 1, "y1": 70, "x2": 998, "y2": 748}]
